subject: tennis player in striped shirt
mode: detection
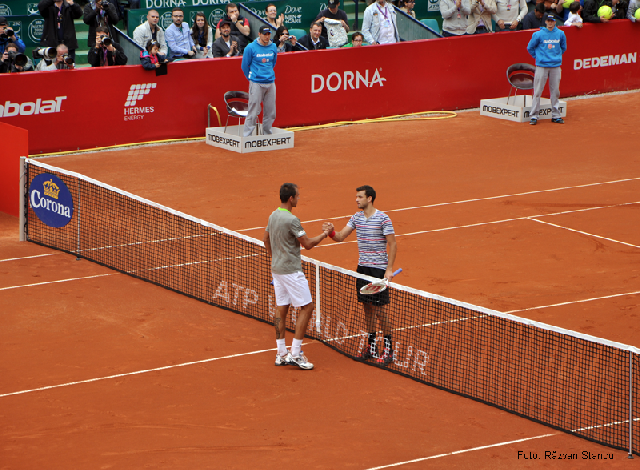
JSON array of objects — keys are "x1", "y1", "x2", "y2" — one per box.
[{"x1": 327, "y1": 185, "x2": 397, "y2": 365}]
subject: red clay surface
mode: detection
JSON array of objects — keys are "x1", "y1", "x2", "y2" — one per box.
[{"x1": 1, "y1": 91, "x2": 640, "y2": 469}]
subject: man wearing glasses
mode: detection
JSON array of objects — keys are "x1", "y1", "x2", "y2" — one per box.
[
  {"x1": 343, "y1": 31, "x2": 364, "y2": 47},
  {"x1": 165, "y1": 7, "x2": 196, "y2": 60},
  {"x1": 241, "y1": 26, "x2": 278, "y2": 137},
  {"x1": 133, "y1": 9, "x2": 168, "y2": 56}
]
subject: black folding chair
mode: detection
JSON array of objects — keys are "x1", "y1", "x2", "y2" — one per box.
[{"x1": 506, "y1": 63, "x2": 536, "y2": 106}]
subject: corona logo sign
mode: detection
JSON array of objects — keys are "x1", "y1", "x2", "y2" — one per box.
[{"x1": 29, "y1": 173, "x2": 74, "y2": 228}]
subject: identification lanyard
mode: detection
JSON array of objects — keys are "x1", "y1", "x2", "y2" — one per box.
[{"x1": 377, "y1": 4, "x2": 389, "y2": 20}]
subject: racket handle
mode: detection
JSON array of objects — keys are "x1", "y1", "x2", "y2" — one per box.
[{"x1": 392, "y1": 268, "x2": 402, "y2": 277}]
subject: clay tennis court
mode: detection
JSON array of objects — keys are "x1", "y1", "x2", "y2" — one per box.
[{"x1": 2, "y1": 91, "x2": 639, "y2": 468}]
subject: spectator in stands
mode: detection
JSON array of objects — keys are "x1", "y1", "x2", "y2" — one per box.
[
  {"x1": 192, "y1": 12, "x2": 213, "y2": 58},
  {"x1": 215, "y1": 3, "x2": 250, "y2": 53},
  {"x1": 273, "y1": 26, "x2": 303, "y2": 52},
  {"x1": 88, "y1": 26, "x2": 127, "y2": 66},
  {"x1": 584, "y1": 0, "x2": 627, "y2": 21},
  {"x1": 140, "y1": 39, "x2": 167, "y2": 70},
  {"x1": 265, "y1": 4, "x2": 285, "y2": 29},
  {"x1": 493, "y1": 0, "x2": 528, "y2": 30},
  {"x1": 362, "y1": 0, "x2": 400, "y2": 44},
  {"x1": 564, "y1": 2, "x2": 583, "y2": 25},
  {"x1": 0, "y1": 17, "x2": 26, "y2": 55},
  {"x1": 35, "y1": 43, "x2": 74, "y2": 70},
  {"x1": 0, "y1": 43, "x2": 33, "y2": 73},
  {"x1": 467, "y1": 0, "x2": 497, "y2": 33},
  {"x1": 38, "y1": 0, "x2": 83, "y2": 61},
  {"x1": 628, "y1": 0, "x2": 638, "y2": 20},
  {"x1": 133, "y1": 10, "x2": 167, "y2": 56},
  {"x1": 522, "y1": 3, "x2": 546, "y2": 28},
  {"x1": 536, "y1": 0, "x2": 563, "y2": 20},
  {"x1": 399, "y1": 0, "x2": 417, "y2": 18},
  {"x1": 212, "y1": 20, "x2": 240, "y2": 57},
  {"x1": 441, "y1": 0, "x2": 472, "y2": 36},
  {"x1": 165, "y1": 7, "x2": 196, "y2": 60},
  {"x1": 527, "y1": 13, "x2": 566, "y2": 125},
  {"x1": 83, "y1": 0, "x2": 119, "y2": 49},
  {"x1": 315, "y1": 0, "x2": 350, "y2": 39},
  {"x1": 343, "y1": 31, "x2": 365, "y2": 46},
  {"x1": 298, "y1": 22, "x2": 330, "y2": 50}
]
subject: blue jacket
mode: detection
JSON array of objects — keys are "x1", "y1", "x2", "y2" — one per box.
[
  {"x1": 527, "y1": 26, "x2": 567, "y2": 68},
  {"x1": 0, "y1": 34, "x2": 26, "y2": 55},
  {"x1": 241, "y1": 38, "x2": 277, "y2": 84}
]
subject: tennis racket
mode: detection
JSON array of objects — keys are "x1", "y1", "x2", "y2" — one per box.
[{"x1": 359, "y1": 268, "x2": 402, "y2": 295}]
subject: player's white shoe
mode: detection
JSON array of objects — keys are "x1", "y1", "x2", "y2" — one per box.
[
  {"x1": 285, "y1": 351, "x2": 314, "y2": 370},
  {"x1": 275, "y1": 351, "x2": 290, "y2": 366}
]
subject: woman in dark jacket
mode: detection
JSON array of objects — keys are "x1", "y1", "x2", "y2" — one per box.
[
  {"x1": 273, "y1": 26, "x2": 304, "y2": 52},
  {"x1": 38, "y1": 0, "x2": 83, "y2": 59}
]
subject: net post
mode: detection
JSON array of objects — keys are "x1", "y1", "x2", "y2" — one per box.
[
  {"x1": 315, "y1": 262, "x2": 321, "y2": 333},
  {"x1": 630, "y1": 351, "x2": 634, "y2": 459},
  {"x1": 76, "y1": 180, "x2": 81, "y2": 261},
  {"x1": 18, "y1": 157, "x2": 26, "y2": 242}
]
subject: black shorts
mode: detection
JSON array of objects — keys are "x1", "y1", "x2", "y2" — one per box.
[{"x1": 356, "y1": 265, "x2": 390, "y2": 306}]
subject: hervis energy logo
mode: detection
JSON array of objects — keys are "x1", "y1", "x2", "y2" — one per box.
[
  {"x1": 29, "y1": 173, "x2": 74, "y2": 228},
  {"x1": 124, "y1": 83, "x2": 157, "y2": 121}
]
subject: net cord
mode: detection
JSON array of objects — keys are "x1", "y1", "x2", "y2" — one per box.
[{"x1": 27, "y1": 157, "x2": 640, "y2": 357}]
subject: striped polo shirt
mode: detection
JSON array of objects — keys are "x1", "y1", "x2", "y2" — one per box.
[{"x1": 347, "y1": 209, "x2": 395, "y2": 268}]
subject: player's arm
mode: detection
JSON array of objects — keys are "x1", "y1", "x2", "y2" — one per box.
[
  {"x1": 330, "y1": 224, "x2": 354, "y2": 242},
  {"x1": 263, "y1": 230, "x2": 272, "y2": 256},
  {"x1": 384, "y1": 234, "x2": 397, "y2": 280},
  {"x1": 297, "y1": 231, "x2": 329, "y2": 250}
]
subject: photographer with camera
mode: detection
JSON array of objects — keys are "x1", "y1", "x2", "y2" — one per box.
[
  {"x1": 272, "y1": 26, "x2": 303, "y2": 53},
  {"x1": 38, "y1": 0, "x2": 83, "y2": 61},
  {"x1": 84, "y1": 0, "x2": 120, "y2": 49},
  {"x1": 0, "y1": 43, "x2": 33, "y2": 73},
  {"x1": 88, "y1": 26, "x2": 127, "y2": 67},
  {"x1": 34, "y1": 43, "x2": 74, "y2": 71},
  {"x1": 0, "y1": 17, "x2": 26, "y2": 56}
]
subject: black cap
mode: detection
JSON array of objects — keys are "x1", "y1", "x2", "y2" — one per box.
[
  {"x1": 0, "y1": 16, "x2": 7, "y2": 25},
  {"x1": 545, "y1": 13, "x2": 557, "y2": 21},
  {"x1": 328, "y1": 0, "x2": 339, "y2": 5},
  {"x1": 259, "y1": 26, "x2": 272, "y2": 34}
]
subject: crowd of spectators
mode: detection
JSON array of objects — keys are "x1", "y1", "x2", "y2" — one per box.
[{"x1": 0, "y1": 0, "x2": 636, "y2": 74}]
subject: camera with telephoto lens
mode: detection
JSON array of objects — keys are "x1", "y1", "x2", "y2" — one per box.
[
  {"x1": 32, "y1": 47, "x2": 57, "y2": 60},
  {"x1": 62, "y1": 54, "x2": 73, "y2": 65},
  {"x1": 6, "y1": 51, "x2": 28, "y2": 68},
  {"x1": 0, "y1": 28, "x2": 14, "y2": 39},
  {"x1": 101, "y1": 37, "x2": 113, "y2": 47}
]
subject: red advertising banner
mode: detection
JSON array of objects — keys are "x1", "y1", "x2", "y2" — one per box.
[
  {"x1": 0, "y1": 21, "x2": 637, "y2": 155},
  {"x1": 0, "y1": 122, "x2": 28, "y2": 217}
]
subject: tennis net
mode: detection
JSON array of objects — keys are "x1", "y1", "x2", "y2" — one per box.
[{"x1": 22, "y1": 158, "x2": 639, "y2": 456}]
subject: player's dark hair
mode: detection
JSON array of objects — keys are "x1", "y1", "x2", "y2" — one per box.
[
  {"x1": 96, "y1": 26, "x2": 110, "y2": 36},
  {"x1": 569, "y1": 2, "x2": 580, "y2": 13},
  {"x1": 356, "y1": 185, "x2": 376, "y2": 204},
  {"x1": 535, "y1": 3, "x2": 545, "y2": 13},
  {"x1": 172, "y1": 7, "x2": 184, "y2": 13},
  {"x1": 352, "y1": 32, "x2": 364, "y2": 42},
  {"x1": 280, "y1": 183, "x2": 298, "y2": 203}
]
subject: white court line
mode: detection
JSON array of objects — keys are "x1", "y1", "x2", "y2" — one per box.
[
  {"x1": 0, "y1": 253, "x2": 59, "y2": 263},
  {"x1": 365, "y1": 433, "x2": 558, "y2": 469},
  {"x1": 0, "y1": 344, "x2": 312, "y2": 398},
  {"x1": 530, "y1": 218, "x2": 640, "y2": 249},
  {"x1": 314, "y1": 201, "x2": 640, "y2": 248},
  {"x1": 237, "y1": 177, "x2": 640, "y2": 232},
  {"x1": 0, "y1": 273, "x2": 116, "y2": 291},
  {"x1": 504, "y1": 290, "x2": 640, "y2": 314}
]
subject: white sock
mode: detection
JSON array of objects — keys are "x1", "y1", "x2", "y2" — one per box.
[
  {"x1": 291, "y1": 338, "x2": 303, "y2": 357},
  {"x1": 276, "y1": 338, "x2": 287, "y2": 356}
]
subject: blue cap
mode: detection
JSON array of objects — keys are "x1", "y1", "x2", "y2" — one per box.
[{"x1": 259, "y1": 26, "x2": 272, "y2": 34}]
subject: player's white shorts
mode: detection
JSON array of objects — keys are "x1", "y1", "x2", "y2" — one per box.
[{"x1": 272, "y1": 271, "x2": 312, "y2": 307}]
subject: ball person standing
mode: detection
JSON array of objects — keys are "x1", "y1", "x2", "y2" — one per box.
[
  {"x1": 263, "y1": 183, "x2": 332, "y2": 370},
  {"x1": 527, "y1": 13, "x2": 567, "y2": 125},
  {"x1": 326, "y1": 185, "x2": 397, "y2": 365},
  {"x1": 241, "y1": 26, "x2": 277, "y2": 137}
]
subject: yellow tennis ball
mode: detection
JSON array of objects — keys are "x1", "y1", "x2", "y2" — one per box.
[
  {"x1": 597, "y1": 5, "x2": 613, "y2": 18},
  {"x1": 635, "y1": 8, "x2": 640, "y2": 19}
]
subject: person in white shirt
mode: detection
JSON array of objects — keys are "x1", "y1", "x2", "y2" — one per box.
[
  {"x1": 441, "y1": 0, "x2": 472, "y2": 36},
  {"x1": 564, "y1": 2, "x2": 584, "y2": 26},
  {"x1": 492, "y1": 0, "x2": 528, "y2": 30},
  {"x1": 133, "y1": 10, "x2": 167, "y2": 56},
  {"x1": 362, "y1": 0, "x2": 400, "y2": 44}
]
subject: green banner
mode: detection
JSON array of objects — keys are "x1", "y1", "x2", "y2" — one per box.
[
  {"x1": 0, "y1": 1, "x2": 40, "y2": 17},
  {"x1": 127, "y1": 0, "x2": 324, "y2": 36}
]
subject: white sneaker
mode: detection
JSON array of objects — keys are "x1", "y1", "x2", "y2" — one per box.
[
  {"x1": 286, "y1": 351, "x2": 314, "y2": 370},
  {"x1": 275, "y1": 351, "x2": 290, "y2": 366}
]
